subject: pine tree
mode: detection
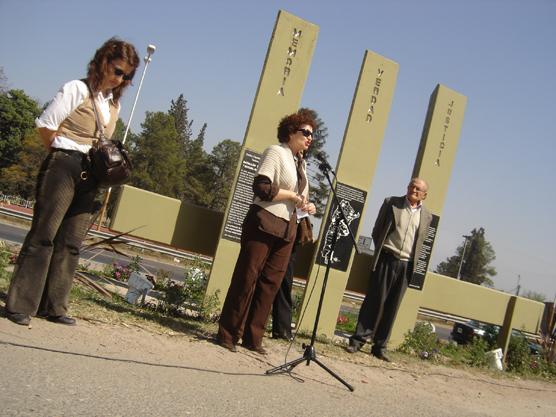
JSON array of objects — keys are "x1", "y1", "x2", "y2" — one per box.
[
  {"x1": 435, "y1": 227, "x2": 497, "y2": 286},
  {"x1": 129, "y1": 111, "x2": 187, "y2": 199},
  {"x1": 0, "y1": 67, "x2": 7, "y2": 93},
  {"x1": 112, "y1": 118, "x2": 127, "y2": 141},
  {"x1": 207, "y1": 139, "x2": 241, "y2": 212},
  {"x1": 182, "y1": 123, "x2": 212, "y2": 206},
  {"x1": 167, "y1": 95, "x2": 213, "y2": 207},
  {"x1": 168, "y1": 94, "x2": 193, "y2": 143},
  {"x1": 299, "y1": 107, "x2": 329, "y2": 218}
]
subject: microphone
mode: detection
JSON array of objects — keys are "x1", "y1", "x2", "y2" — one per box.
[{"x1": 314, "y1": 151, "x2": 335, "y2": 176}]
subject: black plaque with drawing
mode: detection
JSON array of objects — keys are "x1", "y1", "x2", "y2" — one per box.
[
  {"x1": 222, "y1": 149, "x2": 261, "y2": 242},
  {"x1": 316, "y1": 182, "x2": 366, "y2": 271},
  {"x1": 409, "y1": 214, "x2": 439, "y2": 290}
]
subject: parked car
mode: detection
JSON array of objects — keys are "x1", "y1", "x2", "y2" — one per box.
[
  {"x1": 451, "y1": 320, "x2": 486, "y2": 344},
  {"x1": 451, "y1": 320, "x2": 543, "y2": 355}
]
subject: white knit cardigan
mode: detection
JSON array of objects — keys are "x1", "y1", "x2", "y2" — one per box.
[{"x1": 254, "y1": 143, "x2": 308, "y2": 221}]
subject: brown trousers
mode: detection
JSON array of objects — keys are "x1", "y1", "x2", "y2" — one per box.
[{"x1": 217, "y1": 209, "x2": 295, "y2": 348}]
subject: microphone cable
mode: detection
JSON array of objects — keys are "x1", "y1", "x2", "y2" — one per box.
[{"x1": 280, "y1": 262, "x2": 324, "y2": 381}]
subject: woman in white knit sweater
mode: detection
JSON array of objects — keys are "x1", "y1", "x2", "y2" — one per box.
[{"x1": 217, "y1": 110, "x2": 316, "y2": 353}]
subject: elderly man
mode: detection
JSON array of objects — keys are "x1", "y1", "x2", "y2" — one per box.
[{"x1": 347, "y1": 178, "x2": 432, "y2": 361}]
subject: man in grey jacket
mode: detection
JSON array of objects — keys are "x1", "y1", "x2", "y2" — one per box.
[{"x1": 347, "y1": 178, "x2": 432, "y2": 361}]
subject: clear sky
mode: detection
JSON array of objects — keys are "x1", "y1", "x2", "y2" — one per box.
[{"x1": 1, "y1": 0, "x2": 555, "y2": 299}]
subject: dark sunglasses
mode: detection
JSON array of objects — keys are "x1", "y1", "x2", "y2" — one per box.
[
  {"x1": 114, "y1": 67, "x2": 132, "y2": 81},
  {"x1": 297, "y1": 128, "x2": 313, "y2": 138}
]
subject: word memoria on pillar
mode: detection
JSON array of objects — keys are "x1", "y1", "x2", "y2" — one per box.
[{"x1": 204, "y1": 10, "x2": 319, "y2": 305}]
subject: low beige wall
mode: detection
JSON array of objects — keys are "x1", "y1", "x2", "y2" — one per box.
[
  {"x1": 421, "y1": 272, "x2": 543, "y2": 333},
  {"x1": 111, "y1": 185, "x2": 544, "y2": 338},
  {"x1": 111, "y1": 185, "x2": 223, "y2": 257}
]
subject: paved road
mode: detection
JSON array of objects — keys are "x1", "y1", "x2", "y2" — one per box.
[{"x1": 0, "y1": 221, "x2": 187, "y2": 281}]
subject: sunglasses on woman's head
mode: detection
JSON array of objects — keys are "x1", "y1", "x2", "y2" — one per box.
[
  {"x1": 297, "y1": 128, "x2": 313, "y2": 138},
  {"x1": 114, "y1": 67, "x2": 132, "y2": 81}
]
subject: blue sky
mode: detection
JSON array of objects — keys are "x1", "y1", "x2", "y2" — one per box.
[{"x1": 1, "y1": 0, "x2": 555, "y2": 299}]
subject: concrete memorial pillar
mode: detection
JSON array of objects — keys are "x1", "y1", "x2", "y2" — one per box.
[
  {"x1": 388, "y1": 84, "x2": 467, "y2": 347},
  {"x1": 298, "y1": 50, "x2": 399, "y2": 336},
  {"x1": 205, "y1": 10, "x2": 319, "y2": 304}
]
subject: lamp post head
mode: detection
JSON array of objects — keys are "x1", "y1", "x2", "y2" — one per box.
[{"x1": 147, "y1": 44, "x2": 156, "y2": 55}]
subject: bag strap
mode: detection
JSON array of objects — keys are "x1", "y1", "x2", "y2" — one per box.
[{"x1": 86, "y1": 83, "x2": 106, "y2": 143}]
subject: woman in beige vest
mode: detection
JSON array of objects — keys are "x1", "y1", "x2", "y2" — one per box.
[
  {"x1": 217, "y1": 110, "x2": 317, "y2": 354},
  {"x1": 5, "y1": 38, "x2": 139, "y2": 327}
]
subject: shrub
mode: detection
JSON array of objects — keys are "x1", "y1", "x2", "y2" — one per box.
[
  {"x1": 336, "y1": 311, "x2": 358, "y2": 333},
  {"x1": 464, "y1": 337, "x2": 489, "y2": 368},
  {"x1": 291, "y1": 290, "x2": 303, "y2": 323},
  {"x1": 506, "y1": 333, "x2": 532, "y2": 373},
  {"x1": 398, "y1": 321, "x2": 440, "y2": 357},
  {"x1": 157, "y1": 260, "x2": 220, "y2": 322},
  {"x1": 104, "y1": 255, "x2": 143, "y2": 282},
  {"x1": 0, "y1": 242, "x2": 10, "y2": 282},
  {"x1": 152, "y1": 268, "x2": 171, "y2": 290}
]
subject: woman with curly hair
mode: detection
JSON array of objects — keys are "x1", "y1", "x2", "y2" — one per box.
[
  {"x1": 217, "y1": 110, "x2": 317, "y2": 353},
  {"x1": 5, "y1": 38, "x2": 139, "y2": 327}
]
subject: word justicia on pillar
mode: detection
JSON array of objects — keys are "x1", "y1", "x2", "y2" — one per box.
[{"x1": 435, "y1": 100, "x2": 455, "y2": 167}]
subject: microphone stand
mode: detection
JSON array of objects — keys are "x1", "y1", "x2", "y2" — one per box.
[{"x1": 266, "y1": 161, "x2": 359, "y2": 392}]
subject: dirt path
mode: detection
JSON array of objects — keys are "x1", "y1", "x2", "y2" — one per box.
[{"x1": 1, "y1": 317, "x2": 555, "y2": 417}]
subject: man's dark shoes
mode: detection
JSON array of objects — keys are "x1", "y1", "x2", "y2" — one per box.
[
  {"x1": 371, "y1": 350, "x2": 391, "y2": 362},
  {"x1": 272, "y1": 332, "x2": 293, "y2": 341},
  {"x1": 346, "y1": 344, "x2": 361, "y2": 354},
  {"x1": 46, "y1": 315, "x2": 76, "y2": 326},
  {"x1": 6, "y1": 312, "x2": 31, "y2": 326}
]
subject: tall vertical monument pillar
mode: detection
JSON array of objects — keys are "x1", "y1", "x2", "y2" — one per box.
[
  {"x1": 205, "y1": 11, "x2": 319, "y2": 303},
  {"x1": 298, "y1": 51, "x2": 399, "y2": 336},
  {"x1": 389, "y1": 84, "x2": 467, "y2": 347}
]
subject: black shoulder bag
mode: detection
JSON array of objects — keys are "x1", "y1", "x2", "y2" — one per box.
[{"x1": 88, "y1": 89, "x2": 132, "y2": 187}]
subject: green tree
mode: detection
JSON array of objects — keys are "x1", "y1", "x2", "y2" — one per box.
[
  {"x1": 129, "y1": 111, "x2": 187, "y2": 198},
  {"x1": 435, "y1": 227, "x2": 497, "y2": 286},
  {"x1": 207, "y1": 139, "x2": 241, "y2": 212},
  {"x1": 0, "y1": 67, "x2": 7, "y2": 93},
  {"x1": 299, "y1": 107, "x2": 329, "y2": 218},
  {"x1": 168, "y1": 94, "x2": 213, "y2": 207},
  {"x1": 169, "y1": 94, "x2": 193, "y2": 143},
  {"x1": 182, "y1": 123, "x2": 212, "y2": 206},
  {"x1": 195, "y1": 122, "x2": 207, "y2": 143},
  {"x1": 0, "y1": 130, "x2": 46, "y2": 198},
  {"x1": 0, "y1": 89, "x2": 42, "y2": 169},
  {"x1": 521, "y1": 290, "x2": 546, "y2": 302},
  {"x1": 112, "y1": 118, "x2": 127, "y2": 141}
]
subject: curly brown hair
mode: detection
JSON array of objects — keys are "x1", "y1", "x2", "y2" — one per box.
[
  {"x1": 277, "y1": 109, "x2": 317, "y2": 143},
  {"x1": 86, "y1": 37, "x2": 140, "y2": 103}
]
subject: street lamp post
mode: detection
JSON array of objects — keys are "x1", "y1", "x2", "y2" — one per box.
[
  {"x1": 96, "y1": 44, "x2": 156, "y2": 231},
  {"x1": 456, "y1": 235, "x2": 471, "y2": 280}
]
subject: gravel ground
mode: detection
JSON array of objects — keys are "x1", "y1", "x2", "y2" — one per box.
[{"x1": 1, "y1": 316, "x2": 555, "y2": 417}]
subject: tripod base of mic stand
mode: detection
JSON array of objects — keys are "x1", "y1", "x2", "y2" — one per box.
[{"x1": 266, "y1": 343, "x2": 354, "y2": 391}]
